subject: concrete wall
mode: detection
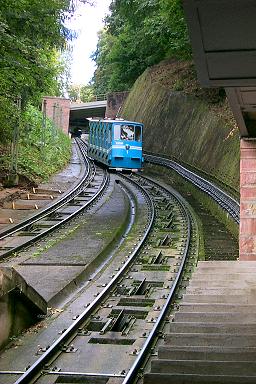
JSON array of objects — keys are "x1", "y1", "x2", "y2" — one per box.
[{"x1": 42, "y1": 96, "x2": 70, "y2": 135}]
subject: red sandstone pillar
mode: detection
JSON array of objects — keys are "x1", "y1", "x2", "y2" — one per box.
[
  {"x1": 106, "y1": 92, "x2": 129, "y2": 119},
  {"x1": 42, "y1": 96, "x2": 70, "y2": 135},
  {"x1": 240, "y1": 139, "x2": 256, "y2": 260}
]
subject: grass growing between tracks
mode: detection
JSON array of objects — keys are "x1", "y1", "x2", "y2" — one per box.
[{"x1": 0, "y1": 105, "x2": 71, "y2": 185}]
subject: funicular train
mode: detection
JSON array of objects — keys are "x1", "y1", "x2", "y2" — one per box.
[{"x1": 87, "y1": 118, "x2": 144, "y2": 171}]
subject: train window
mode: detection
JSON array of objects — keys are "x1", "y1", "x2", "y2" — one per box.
[
  {"x1": 98, "y1": 123, "x2": 102, "y2": 147},
  {"x1": 114, "y1": 124, "x2": 121, "y2": 140},
  {"x1": 90, "y1": 124, "x2": 93, "y2": 144},
  {"x1": 120, "y1": 125, "x2": 134, "y2": 141},
  {"x1": 92, "y1": 125, "x2": 95, "y2": 145},
  {"x1": 103, "y1": 124, "x2": 106, "y2": 147},
  {"x1": 135, "y1": 126, "x2": 142, "y2": 142},
  {"x1": 108, "y1": 124, "x2": 111, "y2": 144}
]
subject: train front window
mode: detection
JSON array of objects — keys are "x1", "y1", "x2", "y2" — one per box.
[
  {"x1": 114, "y1": 124, "x2": 121, "y2": 140},
  {"x1": 135, "y1": 126, "x2": 142, "y2": 142},
  {"x1": 120, "y1": 125, "x2": 134, "y2": 141},
  {"x1": 114, "y1": 123, "x2": 142, "y2": 141}
]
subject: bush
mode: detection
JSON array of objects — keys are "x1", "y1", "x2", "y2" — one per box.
[{"x1": 2, "y1": 105, "x2": 71, "y2": 184}]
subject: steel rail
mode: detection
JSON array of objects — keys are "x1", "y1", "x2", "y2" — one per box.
[
  {"x1": 0, "y1": 166, "x2": 109, "y2": 259},
  {"x1": 121, "y1": 174, "x2": 192, "y2": 384},
  {"x1": 145, "y1": 153, "x2": 240, "y2": 223},
  {"x1": 13, "y1": 175, "x2": 155, "y2": 384},
  {"x1": 0, "y1": 140, "x2": 111, "y2": 259},
  {"x1": 0, "y1": 138, "x2": 91, "y2": 241}
]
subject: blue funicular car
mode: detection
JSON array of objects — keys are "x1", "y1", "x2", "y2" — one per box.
[{"x1": 87, "y1": 118, "x2": 144, "y2": 171}]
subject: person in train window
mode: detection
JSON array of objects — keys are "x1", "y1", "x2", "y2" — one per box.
[{"x1": 121, "y1": 125, "x2": 134, "y2": 140}]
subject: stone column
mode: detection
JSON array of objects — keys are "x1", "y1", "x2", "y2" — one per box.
[
  {"x1": 106, "y1": 91, "x2": 129, "y2": 119},
  {"x1": 42, "y1": 96, "x2": 70, "y2": 135},
  {"x1": 240, "y1": 139, "x2": 256, "y2": 260}
]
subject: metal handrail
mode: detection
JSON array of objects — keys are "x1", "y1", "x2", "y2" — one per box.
[{"x1": 145, "y1": 153, "x2": 240, "y2": 224}]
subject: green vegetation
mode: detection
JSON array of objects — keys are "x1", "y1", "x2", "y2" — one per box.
[
  {"x1": 92, "y1": 0, "x2": 191, "y2": 93},
  {"x1": 0, "y1": 0, "x2": 92, "y2": 184},
  {"x1": 0, "y1": 105, "x2": 71, "y2": 182},
  {"x1": 68, "y1": 84, "x2": 96, "y2": 102}
]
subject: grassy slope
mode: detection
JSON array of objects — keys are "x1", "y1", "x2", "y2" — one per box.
[
  {"x1": 0, "y1": 106, "x2": 71, "y2": 186},
  {"x1": 122, "y1": 59, "x2": 240, "y2": 193}
]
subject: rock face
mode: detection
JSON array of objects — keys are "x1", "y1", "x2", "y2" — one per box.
[{"x1": 122, "y1": 69, "x2": 240, "y2": 191}]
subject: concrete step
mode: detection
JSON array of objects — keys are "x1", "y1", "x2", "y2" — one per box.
[
  {"x1": 169, "y1": 322, "x2": 256, "y2": 334},
  {"x1": 150, "y1": 359, "x2": 256, "y2": 375},
  {"x1": 182, "y1": 294, "x2": 256, "y2": 304},
  {"x1": 158, "y1": 346, "x2": 256, "y2": 361},
  {"x1": 188, "y1": 279, "x2": 256, "y2": 288},
  {"x1": 197, "y1": 261, "x2": 256, "y2": 268},
  {"x1": 174, "y1": 311, "x2": 256, "y2": 323},
  {"x1": 185, "y1": 287, "x2": 254, "y2": 295},
  {"x1": 190, "y1": 273, "x2": 256, "y2": 281},
  {"x1": 178, "y1": 303, "x2": 256, "y2": 312},
  {"x1": 194, "y1": 268, "x2": 256, "y2": 274},
  {"x1": 143, "y1": 260, "x2": 256, "y2": 384},
  {"x1": 165, "y1": 333, "x2": 256, "y2": 347},
  {"x1": 144, "y1": 372, "x2": 256, "y2": 384}
]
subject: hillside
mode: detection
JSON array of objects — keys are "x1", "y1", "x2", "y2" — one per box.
[{"x1": 122, "y1": 59, "x2": 240, "y2": 192}]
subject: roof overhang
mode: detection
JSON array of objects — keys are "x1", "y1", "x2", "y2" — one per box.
[{"x1": 183, "y1": 0, "x2": 256, "y2": 137}]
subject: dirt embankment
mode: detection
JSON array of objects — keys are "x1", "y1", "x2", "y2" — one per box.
[{"x1": 122, "y1": 59, "x2": 240, "y2": 192}]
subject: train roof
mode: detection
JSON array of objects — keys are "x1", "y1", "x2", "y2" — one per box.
[{"x1": 87, "y1": 117, "x2": 143, "y2": 125}]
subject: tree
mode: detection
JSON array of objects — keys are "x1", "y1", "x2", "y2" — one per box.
[
  {"x1": 68, "y1": 84, "x2": 81, "y2": 102},
  {"x1": 0, "y1": 0, "x2": 93, "y2": 182},
  {"x1": 0, "y1": 0, "x2": 93, "y2": 136},
  {"x1": 91, "y1": 0, "x2": 191, "y2": 94},
  {"x1": 80, "y1": 85, "x2": 95, "y2": 102},
  {"x1": 68, "y1": 84, "x2": 95, "y2": 102}
]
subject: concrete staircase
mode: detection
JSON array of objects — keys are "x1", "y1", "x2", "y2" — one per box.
[{"x1": 144, "y1": 261, "x2": 256, "y2": 384}]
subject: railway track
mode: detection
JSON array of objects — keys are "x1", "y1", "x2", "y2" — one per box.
[
  {"x1": 0, "y1": 147, "x2": 240, "y2": 384},
  {"x1": 141, "y1": 155, "x2": 243, "y2": 383},
  {"x1": 144, "y1": 153, "x2": 239, "y2": 224},
  {"x1": 0, "y1": 172, "x2": 198, "y2": 384},
  {"x1": 0, "y1": 138, "x2": 109, "y2": 260}
]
